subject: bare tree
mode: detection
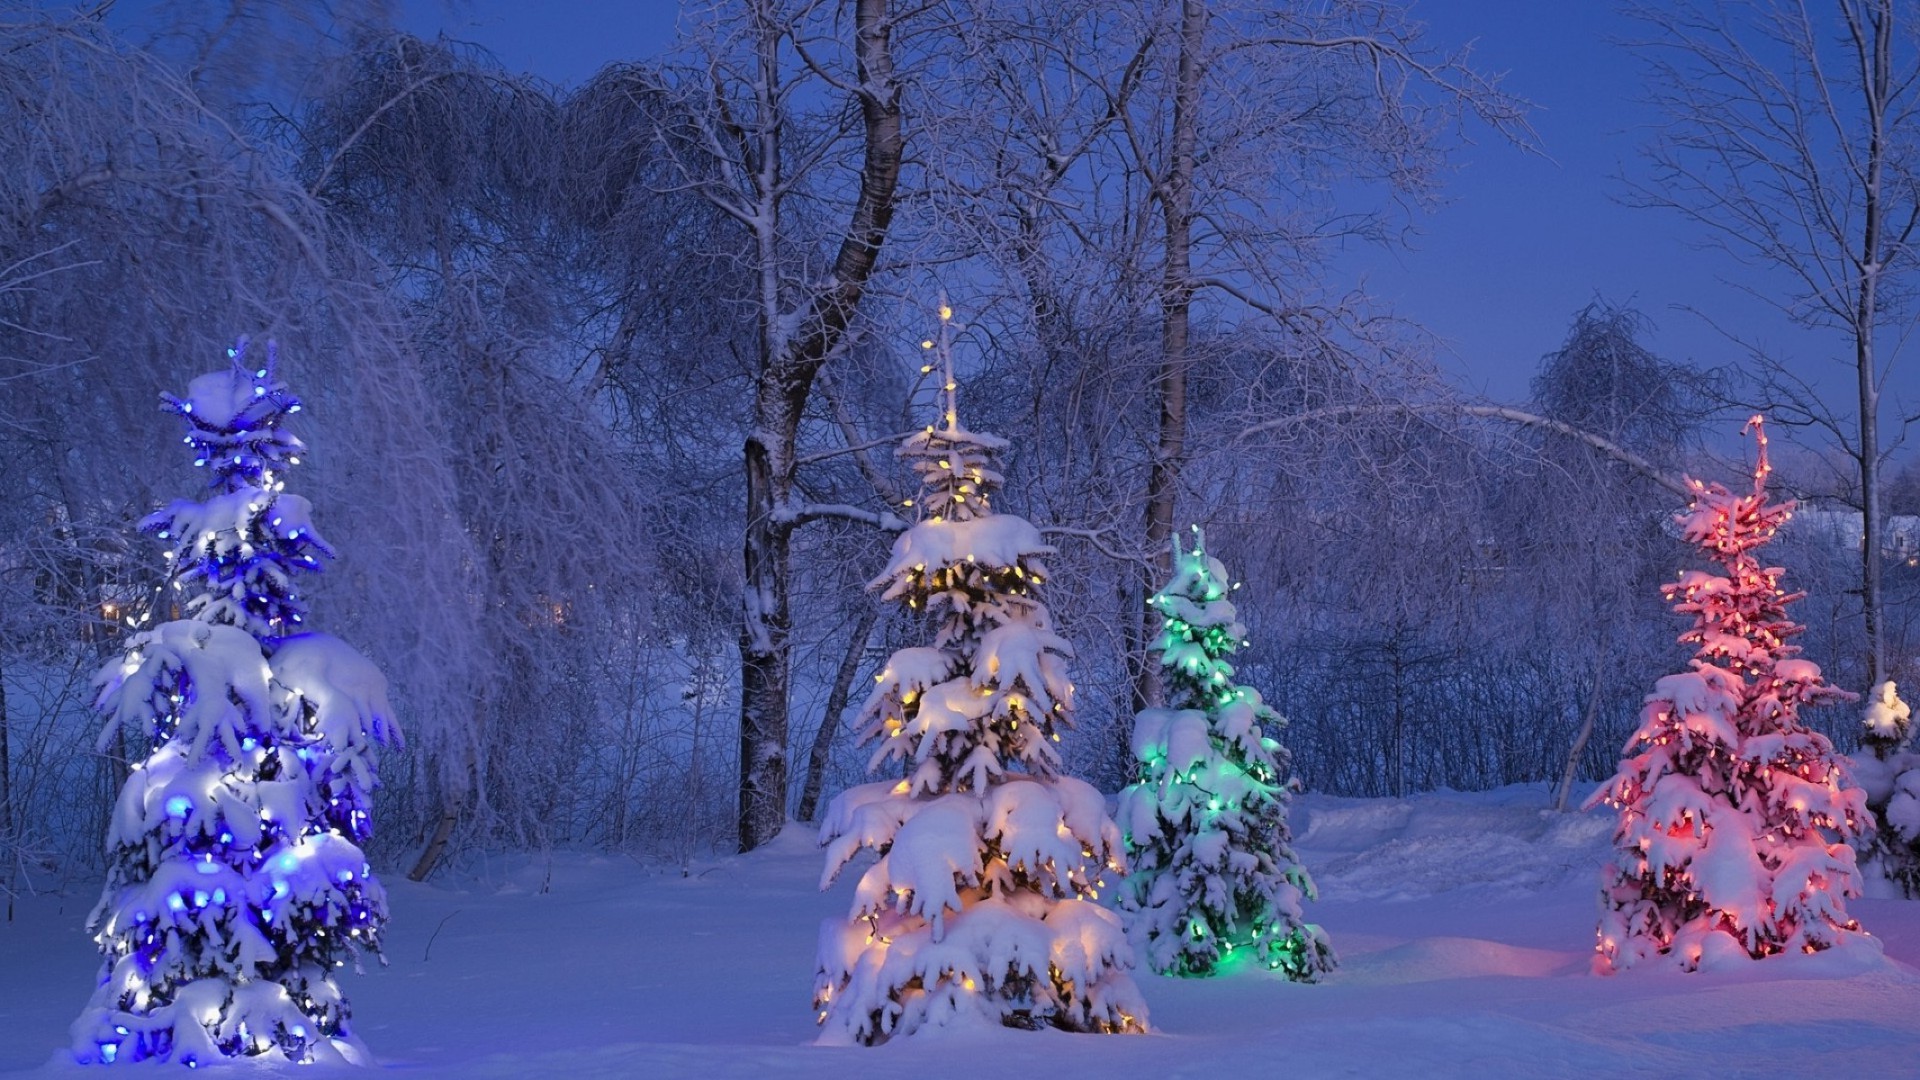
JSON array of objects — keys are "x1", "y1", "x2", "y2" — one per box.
[
  {"x1": 1519, "y1": 301, "x2": 1707, "y2": 809},
  {"x1": 1128, "y1": 1, "x2": 1531, "y2": 709},
  {"x1": 1625, "y1": 0, "x2": 1920, "y2": 688},
  {"x1": 118, "y1": 0, "x2": 394, "y2": 114},
  {"x1": 591, "y1": 0, "x2": 905, "y2": 851},
  {"x1": 928, "y1": 0, "x2": 1530, "y2": 712}
]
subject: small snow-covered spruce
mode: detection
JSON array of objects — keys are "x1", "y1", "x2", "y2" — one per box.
[
  {"x1": 1851, "y1": 681, "x2": 1920, "y2": 896},
  {"x1": 1861, "y1": 680, "x2": 1915, "y2": 754},
  {"x1": 1588, "y1": 416, "x2": 1869, "y2": 973},
  {"x1": 1117, "y1": 527, "x2": 1333, "y2": 979},
  {"x1": 814, "y1": 308, "x2": 1147, "y2": 1044},
  {"x1": 73, "y1": 342, "x2": 400, "y2": 1066}
]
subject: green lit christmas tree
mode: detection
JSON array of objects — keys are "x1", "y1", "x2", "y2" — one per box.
[{"x1": 1117, "y1": 527, "x2": 1333, "y2": 979}]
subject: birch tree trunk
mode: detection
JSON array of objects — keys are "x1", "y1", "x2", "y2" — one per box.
[
  {"x1": 1854, "y1": 0, "x2": 1893, "y2": 686},
  {"x1": 1626, "y1": 0, "x2": 1920, "y2": 689},
  {"x1": 1554, "y1": 666, "x2": 1604, "y2": 813},
  {"x1": 1135, "y1": 0, "x2": 1206, "y2": 715},
  {"x1": 798, "y1": 604, "x2": 881, "y2": 823},
  {"x1": 737, "y1": 0, "x2": 904, "y2": 851}
]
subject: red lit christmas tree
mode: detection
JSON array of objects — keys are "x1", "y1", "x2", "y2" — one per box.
[{"x1": 1590, "y1": 416, "x2": 1870, "y2": 972}]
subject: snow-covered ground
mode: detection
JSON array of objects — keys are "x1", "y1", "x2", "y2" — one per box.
[{"x1": 4, "y1": 785, "x2": 1917, "y2": 1078}]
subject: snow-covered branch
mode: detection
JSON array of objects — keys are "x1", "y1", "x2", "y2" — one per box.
[
  {"x1": 1039, "y1": 525, "x2": 1142, "y2": 566},
  {"x1": 1237, "y1": 402, "x2": 1693, "y2": 499},
  {"x1": 774, "y1": 501, "x2": 908, "y2": 533}
]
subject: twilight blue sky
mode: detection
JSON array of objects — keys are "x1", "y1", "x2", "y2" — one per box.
[{"x1": 401, "y1": 1, "x2": 1865, "y2": 409}]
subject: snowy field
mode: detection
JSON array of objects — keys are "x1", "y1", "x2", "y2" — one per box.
[{"x1": 3, "y1": 785, "x2": 1917, "y2": 1079}]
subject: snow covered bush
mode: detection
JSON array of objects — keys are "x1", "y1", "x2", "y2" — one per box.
[
  {"x1": 1117, "y1": 528, "x2": 1333, "y2": 979},
  {"x1": 72, "y1": 344, "x2": 400, "y2": 1065},
  {"x1": 1851, "y1": 680, "x2": 1920, "y2": 896},
  {"x1": 1589, "y1": 417, "x2": 1870, "y2": 973},
  {"x1": 814, "y1": 406, "x2": 1148, "y2": 1043}
]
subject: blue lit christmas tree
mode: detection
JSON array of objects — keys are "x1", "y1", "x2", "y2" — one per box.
[
  {"x1": 1117, "y1": 527, "x2": 1333, "y2": 979},
  {"x1": 73, "y1": 341, "x2": 400, "y2": 1066}
]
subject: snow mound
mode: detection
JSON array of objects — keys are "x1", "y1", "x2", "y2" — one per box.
[
  {"x1": 1338, "y1": 936, "x2": 1577, "y2": 984},
  {"x1": 1297, "y1": 787, "x2": 1613, "y2": 901}
]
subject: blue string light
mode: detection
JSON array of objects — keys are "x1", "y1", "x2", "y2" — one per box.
[{"x1": 78, "y1": 341, "x2": 392, "y2": 1067}]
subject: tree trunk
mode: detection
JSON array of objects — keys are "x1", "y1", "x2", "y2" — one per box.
[
  {"x1": 739, "y1": 429, "x2": 796, "y2": 849},
  {"x1": 1859, "y1": 335, "x2": 1883, "y2": 689},
  {"x1": 736, "y1": 0, "x2": 903, "y2": 853},
  {"x1": 407, "y1": 805, "x2": 460, "y2": 882},
  {"x1": 0, "y1": 651, "x2": 10, "y2": 843},
  {"x1": 1134, "y1": 0, "x2": 1206, "y2": 716},
  {"x1": 1391, "y1": 637, "x2": 1407, "y2": 799},
  {"x1": 408, "y1": 742, "x2": 477, "y2": 881},
  {"x1": 1856, "y1": 0, "x2": 1892, "y2": 689},
  {"x1": 798, "y1": 604, "x2": 881, "y2": 823},
  {"x1": 1554, "y1": 670, "x2": 1604, "y2": 812}
]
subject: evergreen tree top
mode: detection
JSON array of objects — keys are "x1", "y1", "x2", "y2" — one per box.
[
  {"x1": 1674, "y1": 414, "x2": 1790, "y2": 561},
  {"x1": 1663, "y1": 416, "x2": 1835, "y2": 696},
  {"x1": 1152, "y1": 528, "x2": 1255, "y2": 711},
  {"x1": 895, "y1": 297, "x2": 1012, "y2": 525},
  {"x1": 877, "y1": 304, "x2": 1050, "y2": 599},
  {"x1": 895, "y1": 424, "x2": 1008, "y2": 524},
  {"x1": 146, "y1": 339, "x2": 332, "y2": 643},
  {"x1": 162, "y1": 338, "x2": 306, "y2": 495},
  {"x1": 1152, "y1": 527, "x2": 1246, "y2": 638}
]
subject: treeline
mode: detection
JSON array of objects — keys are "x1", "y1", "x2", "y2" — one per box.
[{"x1": 0, "y1": 2, "x2": 1908, "y2": 892}]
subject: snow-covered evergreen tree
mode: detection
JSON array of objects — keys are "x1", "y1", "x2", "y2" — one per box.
[
  {"x1": 814, "y1": 317, "x2": 1147, "y2": 1043},
  {"x1": 1851, "y1": 681, "x2": 1920, "y2": 896},
  {"x1": 73, "y1": 342, "x2": 399, "y2": 1066},
  {"x1": 1117, "y1": 527, "x2": 1332, "y2": 979},
  {"x1": 1589, "y1": 416, "x2": 1869, "y2": 973}
]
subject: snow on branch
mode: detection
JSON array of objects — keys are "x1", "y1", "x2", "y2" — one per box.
[
  {"x1": 1038, "y1": 525, "x2": 1141, "y2": 566},
  {"x1": 1238, "y1": 401, "x2": 1692, "y2": 499},
  {"x1": 775, "y1": 501, "x2": 909, "y2": 533}
]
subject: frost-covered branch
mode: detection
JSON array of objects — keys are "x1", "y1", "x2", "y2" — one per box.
[
  {"x1": 1039, "y1": 524, "x2": 1142, "y2": 566},
  {"x1": 775, "y1": 501, "x2": 908, "y2": 533},
  {"x1": 1237, "y1": 401, "x2": 1693, "y2": 499}
]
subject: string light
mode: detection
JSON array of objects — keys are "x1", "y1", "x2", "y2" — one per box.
[
  {"x1": 78, "y1": 342, "x2": 395, "y2": 1067},
  {"x1": 1592, "y1": 415, "x2": 1867, "y2": 973},
  {"x1": 815, "y1": 306, "x2": 1144, "y2": 1041}
]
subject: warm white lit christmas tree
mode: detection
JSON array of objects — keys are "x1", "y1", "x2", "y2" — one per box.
[
  {"x1": 73, "y1": 342, "x2": 400, "y2": 1066},
  {"x1": 1589, "y1": 416, "x2": 1869, "y2": 973},
  {"x1": 814, "y1": 307, "x2": 1148, "y2": 1043},
  {"x1": 1117, "y1": 528, "x2": 1333, "y2": 979},
  {"x1": 1852, "y1": 681, "x2": 1920, "y2": 896}
]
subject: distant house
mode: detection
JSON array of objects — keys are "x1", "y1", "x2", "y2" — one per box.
[{"x1": 1786, "y1": 505, "x2": 1920, "y2": 562}]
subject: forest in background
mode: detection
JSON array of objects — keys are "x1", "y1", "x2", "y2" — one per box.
[{"x1": 4, "y1": 0, "x2": 1919, "y2": 894}]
